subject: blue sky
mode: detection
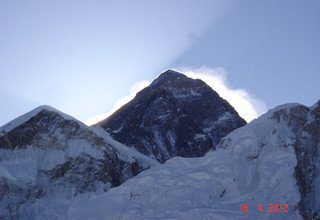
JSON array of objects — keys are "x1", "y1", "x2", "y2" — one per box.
[{"x1": 1, "y1": 0, "x2": 319, "y2": 126}]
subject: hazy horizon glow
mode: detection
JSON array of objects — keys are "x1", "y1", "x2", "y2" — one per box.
[
  {"x1": 0, "y1": 0, "x2": 232, "y2": 126},
  {"x1": 1, "y1": 0, "x2": 319, "y2": 126}
]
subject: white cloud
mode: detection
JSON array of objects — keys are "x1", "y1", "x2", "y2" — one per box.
[
  {"x1": 177, "y1": 67, "x2": 267, "y2": 122},
  {"x1": 85, "y1": 80, "x2": 150, "y2": 125}
]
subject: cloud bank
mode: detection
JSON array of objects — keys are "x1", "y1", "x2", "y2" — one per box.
[
  {"x1": 86, "y1": 67, "x2": 267, "y2": 125},
  {"x1": 178, "y1": 67, "x2": 267, "y2": 122}
]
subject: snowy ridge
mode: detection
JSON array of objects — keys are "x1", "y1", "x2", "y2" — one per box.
[
  {"x1": 1, "y1": 91, "x2": 319, "y2": 218},
  {"x1": 311, "y1": 99, "x2": 320, "y2": 110},
  {"x1": 261, "y1": 103, "x2": 302, "y2": 117},
  {"x1": 0, "y1": 105, "x2": 82, "y2": 134},
  {"x1": 67, "y1": 102, "x2": 320, "y2": 220},
  {"x1": 90, "y1": 125, "x2": 159, "y2": 168}
]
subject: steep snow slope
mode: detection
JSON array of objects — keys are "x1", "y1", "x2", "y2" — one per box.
[
  {"x1": 98, "y1": 70, "x2": 246, "y2": 162},
  {"x1": 68, "y1": 101, "x2": 320, "y2": 220},
  {"x1": 90, "y1": 126, "x2": 158, "y2": 169},
  {"x1": 0, "y1": 106, "x2": 157, "y2": 219}
]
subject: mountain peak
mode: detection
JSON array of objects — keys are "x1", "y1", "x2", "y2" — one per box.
[
  {"x1": 99, "y1": 69, "x2": 246, "y2": 162},
  {"x1": 311, "y1": 99, "x2": 320, "y2": 110},
  {"x1": 150, "y1": 69, "x2": 196, "y2": 86},
  {"x1": 157, "y1": 69, "x2": 186, "y2": 79},
  {"x1": 0, "y1": 105, "x2": 76, "y2": 134},
  {"x1": 148, "y1": 69, "x2": 208, "y2": 94},
  {"x1": 0, "y1": 105, "x2": 91, "y2": 150}
]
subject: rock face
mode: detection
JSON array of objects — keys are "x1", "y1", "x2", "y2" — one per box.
[
  {"x1": 0, "y1": 106, "x2": 155, "y2": 219},
  {"x1": 98, "y1": 70, "x2": 246, "y2": 162},
  {"x1": 275, "y1": 101, "x2": 320, "y2": 220}
]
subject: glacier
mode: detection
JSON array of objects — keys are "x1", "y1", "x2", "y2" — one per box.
[{"x1": 68, "y1": 102, "x2": 320, "y2": 220}]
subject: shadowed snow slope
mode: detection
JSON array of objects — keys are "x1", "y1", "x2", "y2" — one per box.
[{"x1": 68, "y1": 101, "x2": 320, "y2": 220}]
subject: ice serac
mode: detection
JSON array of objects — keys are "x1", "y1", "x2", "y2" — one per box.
[
  {"x1": 68, "y1": 100, "x2": 320, "y2": 220},
  {"x1": 0, "y1": 106, "x2": 156, "y2": 219},
  {"x1": 97, "y1": 69, "x2": 246, "y2": 162}
]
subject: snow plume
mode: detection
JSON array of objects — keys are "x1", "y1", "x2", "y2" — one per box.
[
  {"x1": 85, "y1": 80, "x2": 150, "y2": 125},
  {"x1": 178, "y1": 67, "x2": 267, "y2": 122},
  {"x1": 86, "y1": 67, "x2": 266, "y2": 125}
]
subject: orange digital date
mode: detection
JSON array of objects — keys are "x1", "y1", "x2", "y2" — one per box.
[
  {"x1": 240, "y1": 203, "x2": 289, "y2": 213},
  {"x1": 267, "y1": 203, "x2": 289, "y2": 213}
]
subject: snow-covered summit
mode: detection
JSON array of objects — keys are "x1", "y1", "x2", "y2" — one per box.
[
  {"x1": 0, "y1": 105, "x2": 79, "y2": 134},
  {"x1": 0, "y1": 105, "x2": 157, "y2": 219},
  {"x1": 263, "y1": 103, "x2": 302, "y2": 116}
]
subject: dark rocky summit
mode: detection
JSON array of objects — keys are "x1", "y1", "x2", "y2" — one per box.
[{"x1": 98, "y1": 70, "x2": 246, "y2": 162}]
